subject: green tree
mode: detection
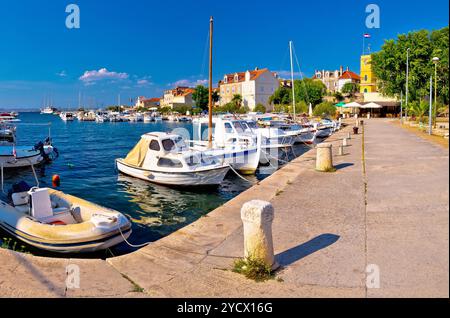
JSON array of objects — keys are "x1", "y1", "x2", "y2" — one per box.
[
  {"x1": 269, "y1": 87, "x2": 292, "y2": 105},
  {"x1": 291, "y1": 101, "x2": 308, "y2": 115},
  {"x1": 106, "y1": 106, "x2": 120, "y2": 112},
  {"x1": 212, "y1": 90, "x2": 220, "y2": 103},
  {"x1": 254, "y1": 103, "x2": 266, "y2": 113},
  {"x1": 341, "y1": 82, "x2": 359, "y2": 96},
  {"x1": 192, "y1": 85, "x2": 209, "y2": 111},
  {"x1": 294, "y1": 78, "x2": 326, "y2": 106},
  {"x1": 231, "y1": 94, "x2": 243, "y2": 108},
  {"x1": 159, "y1": 107, "x2": 171, "y2": 114},
  {"x1": 372, "y1": 26, "x2": 449, "y2": 104},
  {"x1": 313, "y1": 102, "x2": 337, "y2": 118},
  {"x1": 333, "y1": 91, "x2": 344, "y2": 102}
]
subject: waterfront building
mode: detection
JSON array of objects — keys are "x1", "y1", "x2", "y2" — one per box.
[
  {"x1": 135, "y1": 97, "x2": 160, "y2": 109},
  {"x1": 218, "y1": 68, "x2": 279, "y2": 111},
  {"x1": 360, "y1": 54, "x2": 377, "y2": 93},
  {"x1": 337, "y1": 70, "x2": 361, "y2": 92},
  {"x1": 160, "y1": 87, "x2": 196, "y2": 109},
  {"x1": 313, "y1": 66, "x2": 345, "y2": 92}
]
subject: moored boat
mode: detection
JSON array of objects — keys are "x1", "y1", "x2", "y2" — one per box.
[
  {"x1": 0, "y1": 180, "x2": 131, "y2": 253},
  {"x1": 116, "y1": 132, "x2": 230, "y2": 186}
]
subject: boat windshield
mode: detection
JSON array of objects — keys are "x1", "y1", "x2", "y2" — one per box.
[
  {"x1": 246, "y1": 121, "x2": 258, "y2": 129},
  {"x1": 174, "y1": 136, "x2": 188, "y2": 151},
  {"x1": 162, "y1": 139, "x2": 176, "y2": 152},
  {"x1": 232, "y1": 121, "x2": 245, "y2": 134}
]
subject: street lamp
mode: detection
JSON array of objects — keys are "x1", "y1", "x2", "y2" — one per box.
[
  {"x1": 432, "y1": 57, "x2": 439, "y2": 128},
  {"x1": 405, "y1": 48, "x2": 410, "y2": 120}
]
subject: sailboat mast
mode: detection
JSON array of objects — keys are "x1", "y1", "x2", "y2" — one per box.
[
  {"x1": 289, "y1": 41, "x2": 296, "y2": 121},
  {"x1": 208, "y1": 16, "x2": 214, "y2": 148}
]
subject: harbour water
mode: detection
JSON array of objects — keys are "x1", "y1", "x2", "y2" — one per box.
[{"x1": 0, "y1": 112, "x2": 312, "y2": 257}]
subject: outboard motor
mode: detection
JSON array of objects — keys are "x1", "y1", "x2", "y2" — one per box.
[{"x1": 34, "y1": 140, "x2": 51, "y2": 163}]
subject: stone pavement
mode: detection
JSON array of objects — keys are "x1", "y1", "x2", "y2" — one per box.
[{"x1": 0, "y1": 119, "x2": 448, "y2": 298}]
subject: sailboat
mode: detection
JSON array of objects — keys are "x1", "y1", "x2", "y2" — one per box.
[{"x1": 189, "y1": 17, "x2": 263, "y2": 174}]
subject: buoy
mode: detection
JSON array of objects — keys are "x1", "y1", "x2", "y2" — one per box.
[{"x1": 52, "y1": 175, "x2": 61, "y2": 187}]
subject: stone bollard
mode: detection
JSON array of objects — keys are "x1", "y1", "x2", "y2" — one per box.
[
  {"x1": 241, "y1": 200, "x2": 278, "y2": 270},
  {"x1": 347, "y1": 132, "x2": 351, "y2": 140},
  {"x1": 338, "y1": 145, "x2": 345, "y2": 156},
  {"x1": 342, "y1": 138, "x2": 348, "y2": 147},
  {"x1": 316, "y1": 143, "x2": 334, "y2": 172},
  {"x1": 356, "y1": 119, "x2": 360, "y2": 127}
]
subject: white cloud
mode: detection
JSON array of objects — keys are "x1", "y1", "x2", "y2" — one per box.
[
  {"x1": 170, "y1": 78, "x2": 208, "y2": 87},
  {"x1": 136, "y1": 79, "x2": 153, "y2": 87},
  {"x1": 79, "y1": 68, "x2": 129, "y2": 84},
  {"x1": 57, "y1": 70, "x2": 67, "y2": 77}
]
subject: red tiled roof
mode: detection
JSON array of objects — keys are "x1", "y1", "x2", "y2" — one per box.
[
  {"x1": 139, "y1": 97, "x2": 160, "y2": 102},
  {"x1": 339, "y1": 71, "x2": 360, "y2": 81},
  {"x1": 219, "y1": 68, "x2": 270, "y2": 85}
]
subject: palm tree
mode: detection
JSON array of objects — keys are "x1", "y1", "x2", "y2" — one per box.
[
  {"x1": 231, "y1": 94, "x2": 242, "y2": 108},
  {"x1": 408, "y1": 100, "x2": 429, "y2": 123}
]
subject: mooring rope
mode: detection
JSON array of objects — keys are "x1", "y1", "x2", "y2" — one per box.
[
  {"x1": 118, "y1": 226, "x2": 152, "y2": 248},
  {"x1": 227, "y1": 164, "x2": 255, "y2": 183}
]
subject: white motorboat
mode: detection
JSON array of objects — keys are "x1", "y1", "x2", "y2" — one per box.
[
  {"x1": 191, "y1": 117, "x2": 262, "y2": 175},
  {"x1": 116, "y1": 132, "x2": 230, "y2": 186},
  {"x1": 0, "y1": 124, "x2": 57, "y2": 169},
  {"x1": 40, "y1": 106, "x2": 54, "y2": 114},
  {"x1": 60, "y1": 112, "x2": 75, "y2": 122},
  {"x1": 0, "y1": 165, "x2": 131, "y2": 253},
  {"x1": 0, "y1": 112, "x2": 21, "y2": 123},
  {"x1": 244, "y1": 120, "x2": 295, "y2": 149}
]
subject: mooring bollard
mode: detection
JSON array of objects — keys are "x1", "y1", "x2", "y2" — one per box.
[
  {"x1": 347, "y1": 132, "x2": 351, "y2": 140},
  {"x1": 342, "y1": 138, "x2": 348, "y2": 147},
  {"x1": 241, "y1": 200, "x2": 278, "y2": 270},
  {"x1": 339, "y1": 145, "x2": 345, "y2": 156},
  {"x1": 356, "y1": 119, "x2": 360, "y2": 127},
  {"x1": 316, "y1": 143, "x2": 334, "y2": 172}
]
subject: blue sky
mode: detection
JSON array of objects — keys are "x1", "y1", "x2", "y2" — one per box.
[{"x1": 0, "y1": 0, "x2": 448, "y2": 109}]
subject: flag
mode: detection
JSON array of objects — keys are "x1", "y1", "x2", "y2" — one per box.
[
  {"x1": 12, "y1": 145, "x2": 17, "y2": 158},
  {"x1": 363, "y1": 33, "x2": 371, "y2": 38}
]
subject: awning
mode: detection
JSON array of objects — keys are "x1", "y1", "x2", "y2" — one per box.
[
  {"x1": 343, "y1": 102, "x2": 362, "y2": 108},
  {"x1": 361, "y1": 102, "x2": 382, "y2": 109}
]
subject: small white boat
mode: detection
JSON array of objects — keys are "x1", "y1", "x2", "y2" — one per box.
[
  {"x1": 40, "y1": 106, "x2": 54, "y2": 114},
  {"x1": 60, "y1": 112, "x2": 75, "y2": 122},
  {"x1": 143, "y1": 114, "x2": 153, "y2": 123},
  {"x1": 0, "y1": 166, "x2": 131, "y2": 253},
  {"x1": 0, "y1": 124, "x2": 57, "y2": 169},
  {"x1": 191, "y1": 117, "x2": 262, "y2": 175},
  {"x1": 116, "y1": 132, "x2": 230, "y2": 186}
]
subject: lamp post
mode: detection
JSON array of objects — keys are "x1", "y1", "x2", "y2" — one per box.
[
  {"x1": 429, "y1": 76, "x2": 433, "y2": 135},
  {"x1": 405, "y1": 48, "x2": 410, "y2": 121},
  {"x1": 432, "y1": 57, "x2": 439, "y2": 128}
]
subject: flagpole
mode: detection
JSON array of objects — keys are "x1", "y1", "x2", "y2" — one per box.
[{"x1": 362, "y1": 36, "x2": 365, "y2": 55}]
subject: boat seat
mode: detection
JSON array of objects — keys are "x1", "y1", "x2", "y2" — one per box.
[
  {"x1": 28, "y1": 188, "x2": 54, "y2": 220},
  {"x1": 12, "y1": 192, "x2": 30, "y2": 214}
]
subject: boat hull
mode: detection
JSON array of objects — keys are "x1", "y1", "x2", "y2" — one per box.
[
  {"x1": 116, "y1": 159, "x2": 230, "y2": 186},
  {"x1": 0, "y1": 191, "x2": 132, "y2": 253}
]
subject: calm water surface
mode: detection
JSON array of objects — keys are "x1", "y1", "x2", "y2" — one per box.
[{"x1": 0, "y1": 112, "x2": 311, "y2": 258}]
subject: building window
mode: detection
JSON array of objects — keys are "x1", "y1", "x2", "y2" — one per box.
[
  {"x1": 232, "y1": 87, "x2": 235, "y2": 93},
  {"x1": 364, "y1": 88, "x2": 368, "y2": 93},
  {"x1": 226, "y1": 88, "x2": 230, "y2": 94},
  {"x1": 364, "y1": 75, "x2": 368, "y2": 81}
]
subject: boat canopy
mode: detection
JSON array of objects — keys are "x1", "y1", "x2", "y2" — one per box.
[{"x1": 123, "y1": 138, "x2": 150, "y2": 167}]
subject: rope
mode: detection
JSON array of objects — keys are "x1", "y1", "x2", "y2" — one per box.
[
  {"x1": 118, "y1": 226, "x2": 152, "y2": 248},
  {"x1": 228, "y1": 164, "x2": 255, "y2": 183}
]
